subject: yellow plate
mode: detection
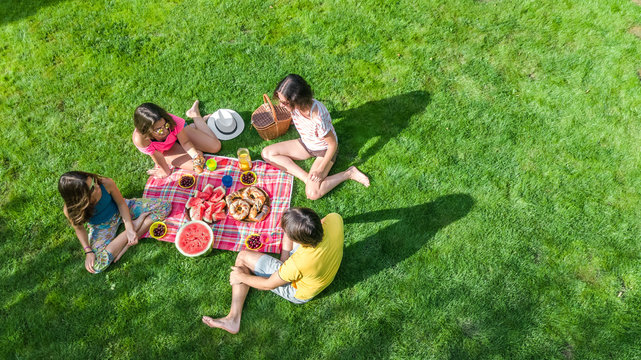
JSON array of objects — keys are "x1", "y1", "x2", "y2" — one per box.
[
  {"x1": 240, "y1": 171, "x2": 257, "y2": 186},
  {"x1": 244, "y1": 233, "x2": 263, "y2": 251},
  {"x1": 150, "y1": 221, "x2": 168, "y2": 239},
  {"x1": 178, "y1": 174, "x2": 196, "y2": 189}
]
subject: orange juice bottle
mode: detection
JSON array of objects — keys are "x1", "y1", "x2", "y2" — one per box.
[{"x1": 237, "y1": 148, "x2": 252, "y2": 171}]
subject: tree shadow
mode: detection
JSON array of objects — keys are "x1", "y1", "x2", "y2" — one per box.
[
  {"x1": 321, "y1": 193, "x2": 475, "y2": 297},
  {"x1": 330, "y1": 90, "x2": 431, "y2": 165},
  {"x1": 0, "y1": 0, "x2": 64, "y2": 27}
]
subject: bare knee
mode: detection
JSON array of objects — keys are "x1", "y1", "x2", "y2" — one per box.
[
  {"x1": 235, "y1": 250, "x2": 251, "y2": 266},
  {"x1": 261, "y1": 147, "x2": 274, "y2": 163},
  {"x1": 205, "y1": 139, "x2": 221, "y2": 154},
  {"x1": 305, "y1": 185, "x2": 322, "y2": 201}
]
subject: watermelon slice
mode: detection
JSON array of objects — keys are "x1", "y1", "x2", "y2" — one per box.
[
  {"x1": 209, "y1": 186, "x2": 226, "y2": 203},
  {"x1": 211, "y1": 199, "x2": 226, "y2": 214},
  {"x1": 175, "y1": 221, "x2": 213, "y2": 257},
  {"x1": 189, "y1": 203, "x2": 206, "y2": 221},
  {"x1": 202, "y1": 184, "x2": 215, "y2": 196},
  {"x1": 213, "y1": 211, "x2": 227, "y2": 222},
  {"x1": 194, "y1": 190, "x2": 210, "y2": 200},
  {"x1": 202, "y1": 203, "x2": 215, "y2": 223},
  {"x1": 185, "y1": 197, "x2": 204, "y2": 209}
]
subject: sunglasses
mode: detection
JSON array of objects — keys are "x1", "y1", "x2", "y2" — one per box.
[
  {"x1": 153, "y1": 122, "x2": 171, "y2": 135},
  {"x1": 88, "y1": 177, "x2": 96, "y2": 193}
]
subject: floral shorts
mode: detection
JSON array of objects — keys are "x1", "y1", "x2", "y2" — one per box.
[{"x1": 87, "y1": 198, "x2": 171, "y2": 273}]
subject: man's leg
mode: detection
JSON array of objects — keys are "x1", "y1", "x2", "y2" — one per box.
[{"x1": 202, "y1": 250, "x2": 266, "y2": 334}]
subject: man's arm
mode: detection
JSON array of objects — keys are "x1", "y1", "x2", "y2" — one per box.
[{"x1": 230, "y1": 266, "x2": 288, "y2": 290}]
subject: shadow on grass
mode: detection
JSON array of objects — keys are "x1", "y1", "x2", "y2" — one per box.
[
  {"x1": 331, "y1": 90, "x2": 431, "y2": 166},
  {"x1": 0, "y1": 0, "x2": 64, "y2": 27},
  {"x1": 321, "y1": 193, "x2": 475, "y2": 297}
]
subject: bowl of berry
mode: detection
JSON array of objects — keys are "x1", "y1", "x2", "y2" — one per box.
[
  {"x1": 245, "y1": 233, "x2": 263, "y2": 251},
  {"x1": 240, "y1": 171, "x2": 257, "y2": 186},
  {"x1": 150, "y1": 221, "x2": 168, "y2": 239},
  {"x1": 178, "y1": 174, "x2": 196, "y2": 189}
]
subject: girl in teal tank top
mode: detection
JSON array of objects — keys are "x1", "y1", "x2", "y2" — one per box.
[{"x1": 58, "y1": 171, "x2": 171, "y2": 274}]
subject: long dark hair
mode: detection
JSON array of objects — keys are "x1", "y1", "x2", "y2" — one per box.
[
  {"x1": 58, "y1": 171, "x2": 102, "y2": 226},
  {"x1": 280, "y1": 207, "x2": 323, "y2": 247},
  {"x1": 133, "y1": 103, "x2": 177, "y2": 138},
  {"x1": 273, "y1": 74, "x2": 314, "y2": 111}
]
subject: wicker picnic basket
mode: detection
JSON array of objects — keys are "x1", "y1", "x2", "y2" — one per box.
[{"x1": 251, "y1": 94, "x2": 292, "y2": 140}]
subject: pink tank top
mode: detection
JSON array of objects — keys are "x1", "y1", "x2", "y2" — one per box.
[{"x1": 133, "y1": 113, "x2": 185, "y2": 155}]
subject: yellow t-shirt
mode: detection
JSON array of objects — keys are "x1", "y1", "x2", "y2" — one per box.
[{"x1": 278, "y1": 213, "x2": 344, "y2": 300}]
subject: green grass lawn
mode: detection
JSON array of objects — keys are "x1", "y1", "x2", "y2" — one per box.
[{"x1": 2, "y1": 0, "x2": 641, "y2": 358}]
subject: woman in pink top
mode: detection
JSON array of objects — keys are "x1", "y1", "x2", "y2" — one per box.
[
  {"x1": 132, "y1": 101, "x2": 221, "y2": 178},
  {"x1": 262, "y1": 74, "x2": 370, "y2": 200}
]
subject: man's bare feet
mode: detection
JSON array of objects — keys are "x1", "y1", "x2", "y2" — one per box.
[
  {"x1": 186, "y1": 100, "x2": 201, "y2": 118},
  {"x1": 347, "y1": 166, "x2": 370, "y2": 187},
  {"x1": 202, "y1": 315, "x2": 240, "y2": 334}
]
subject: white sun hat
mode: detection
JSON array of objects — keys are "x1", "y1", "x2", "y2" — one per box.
[{"x1": 207, "y1": 109, "x2": 245, "y2": 140}]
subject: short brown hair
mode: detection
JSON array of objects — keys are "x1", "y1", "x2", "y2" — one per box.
[
  {"x1": 133, "y1": 103, "x2": 177, "y2": 137},
  {"x1": 280, "y1": 207, "x2": 323, "y2": 247}
]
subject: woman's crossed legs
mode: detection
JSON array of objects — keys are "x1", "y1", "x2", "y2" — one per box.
[{"x1": 261, "y1": 139, "x2": 369, "y2": 200}]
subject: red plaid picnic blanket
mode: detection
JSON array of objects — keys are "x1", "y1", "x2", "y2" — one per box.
[{"x1": 142, "y1": 155, "x2": 294, "y2": 254}]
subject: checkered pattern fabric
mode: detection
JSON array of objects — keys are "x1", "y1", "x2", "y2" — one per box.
[{"x1": 142, "y1": 155, "x2": 294, "y2": 254}]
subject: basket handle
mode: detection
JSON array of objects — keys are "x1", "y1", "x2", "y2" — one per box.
[{"x1": 263, "y1": 94, "x2": 278, "y2": 123}]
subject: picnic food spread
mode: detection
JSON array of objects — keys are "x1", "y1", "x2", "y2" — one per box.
[
  {"x1": 185, "y1": 184, "x2": 227, "y2": 223},
  {"x1": 226, "y1": 186, "x2": 271, "y2": 222}
]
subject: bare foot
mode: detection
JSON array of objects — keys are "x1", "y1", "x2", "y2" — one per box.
[
  {"x1": 202, "y1": 315, "x2": 240, "y2": 334},
  {"x1": 186, "y1": 100, "x2": 201, "y2": 118},
  {"x1": 347, "y1": 166, "x2": 370, "y2": 187},
  {"x1": 132, "y1": 212, "x2": 151, "y2": 230}
]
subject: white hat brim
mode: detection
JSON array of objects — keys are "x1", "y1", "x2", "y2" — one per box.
[{"x1": 207, "y1": 109, "x2": 245, "y2": 141}]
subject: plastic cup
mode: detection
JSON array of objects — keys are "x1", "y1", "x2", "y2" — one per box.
[
  {"x1": 222, "y1": 175, "x2": 233, "y2": 188},
  {"x1": 206, "y1": 159, "x2": 217, "y2": 171},
  {"x1": 260, "y1": 233, "x2": 273, "y2": 244}
]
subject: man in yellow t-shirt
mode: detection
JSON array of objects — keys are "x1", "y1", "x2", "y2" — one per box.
[{"x1": 202, "y1": 207, "x2": 344, "y2": 334}]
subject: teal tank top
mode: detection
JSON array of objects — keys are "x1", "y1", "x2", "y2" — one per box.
[{"x1": 88, "y1": 184, "x2": 119, "y2": 225}]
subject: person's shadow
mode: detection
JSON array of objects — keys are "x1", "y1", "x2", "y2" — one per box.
[
  {"x1": 321, "y1": 193, "x2": 475, "y2": 296},
  {"x1": 0, "y1": 0, "x2": 63, "y2": 27},
  {"x1": 329, "y1": 90, "x2": 431, "y2": 165}
]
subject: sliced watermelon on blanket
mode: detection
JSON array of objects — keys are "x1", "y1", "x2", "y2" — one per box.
[
  {"x1": 185, "y1": 197, "x2": 204, "y2": 209},
  {"x1": 209, "y1": 186, "x2": 226, "y2": 203},
  {"x1": 213, "y1": 211, "x2": 227, "y2": 222},
  {"x1": 194, "y1": 190, "x2": 210, "y2": 200},
  {"x1": 189, "y1": 203, "x2": 206, "y2": 221},
  {"x1": 202, "y1": 202, "x2": 215, "y2": 223},
  {"x1": 202, "y1": 184, "x2": 215, "y2": 196},
  {"x1": 211, "y1": 199, "x2": 226, "y2": 214}
]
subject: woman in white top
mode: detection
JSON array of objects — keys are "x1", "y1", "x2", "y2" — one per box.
[{"x1": 262, "y1": 74, "x2": 370, "y2": 200}]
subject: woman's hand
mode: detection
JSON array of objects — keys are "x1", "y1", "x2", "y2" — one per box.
[
  {"x1": 308, "y1": 170, "x2": 325, "y2": 183},
  {"x1": 147, "y1": 167, "x2": 171, "y2": 179},
  {"x1": 85, "y1": 252, "x2": 96, "y2": 274},
  {"x1": 126, "y1": 227, "x2": 138, "y2": 245}
]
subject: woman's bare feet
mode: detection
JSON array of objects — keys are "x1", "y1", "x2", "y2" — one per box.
[
  {"x1": 202, "y1": 315, "x2": 240, "y2": 334},
  {"x1": 347, "y1": 166, "x2": 370, "y2": 187},
  {"x1": 186, "y1": 100, "x2": 201, "y2": 118}
]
